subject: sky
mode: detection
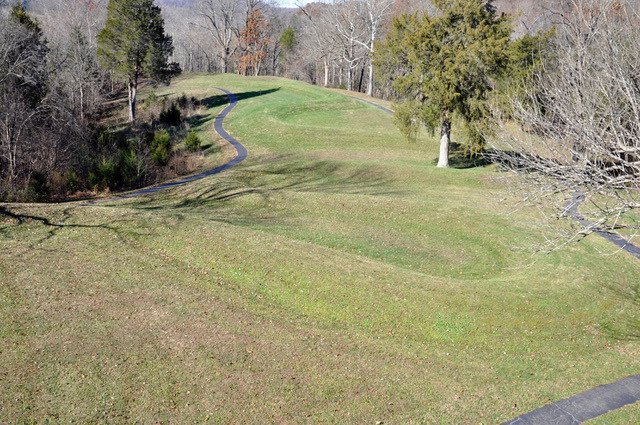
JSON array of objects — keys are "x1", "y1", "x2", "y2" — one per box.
[{"x1": 276, "y1": 0, "x2": 305, "y2": 8}]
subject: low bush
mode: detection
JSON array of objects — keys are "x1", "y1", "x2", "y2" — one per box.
[
  {"x1": 177, "y1": 93, "x2": 188, "y2": 109},
  {"x1": 151, "y1": 130, "x2": 171, "y2": 166},
  {"x1": 89, "y1": 158, "x2": 118, "y2": 189},
  {"x1": 145, "y1": 92, "x2": 160, "y2": 107},
  {"x1": 184, "y1": 131, "x2": 202, "y2": 152},
  {"x1": 26, "y1": 171, "x2": 50, "y2": 202},
  {"x1": 159, "y1": 102, "x2": 181, "y2": 126}
]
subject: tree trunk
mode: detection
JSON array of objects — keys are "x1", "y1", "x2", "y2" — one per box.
[
  {"x1": 437, "y1": 119, "x2": 451, "y2": 168},
  {"x1": 367, "y1": 61, "x2": 373, "y2": 96},
  {"x1": 222, "y1": 48, "x2": 229, "y2": 73},
  {"x1": 331, "y1": 63, "x2": 336, "y2": 86},
  {"x1": 128, "y1": 82, "x2": 137, "y2": 122},
  {"x1": 79, "y1": 85, "x2": 85, "y2": 120},
  {"x1": 323, "y1": 58, "x2": 329, "y2": 87}
]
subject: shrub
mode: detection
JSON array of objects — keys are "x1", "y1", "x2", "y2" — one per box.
[
  {"x1": 64, "y1": 171, "x2": 80, "y2": 192},
  {"x1": 145, "y1": 92, "x2": 159, "y2": 107},
  {"x1": 151, "y1": 130, "x2": 171, "y2": 166},
  {"x1": 97, "y1": 127, "x2": 128, "y2": 150},
  {"x1": 89, "y1": 158, "x2": 118, "y2": 189},
  {"x1": 121, "y1": 149, "x2": 143, "y2": 185},
  {"x1": 26, "y1": 171, "x2": 50, "y2": 201},
  {"x1": 184, "y1": 131, "x2": 201, "y2": 153},
  {"x1": 177, "y1": 93, "x2": 188, "y2": 109},
  {"x1": 159, "y1": 102, "x2": 181, "y2": 126}
]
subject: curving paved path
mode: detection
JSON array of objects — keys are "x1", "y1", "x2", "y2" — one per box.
[
  {"x1": 350, "y1": 94, "x2": 640, "y2": 423},
  {"x1": 566, "y1": 193, "x2": 640, "y2": 260},
  {"x1": 86, "y1": 87, "x2": 246, "y2": 203}
]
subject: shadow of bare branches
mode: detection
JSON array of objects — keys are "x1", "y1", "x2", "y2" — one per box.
[
  {"x1": 121, "y1": 154, "x2": 405, "y2": 226},
  {"x1": 0, "y1": 205, "x2": 147, "y2": 249}
]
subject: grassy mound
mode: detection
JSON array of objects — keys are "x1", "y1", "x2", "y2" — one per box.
[{"x1": 1, "y1": 74, "x2": 638, "y2": 423}]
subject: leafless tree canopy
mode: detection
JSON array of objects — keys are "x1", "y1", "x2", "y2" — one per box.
[
  {"x1": 492, "y1": 0, "x2": 640, "y2": 240},
  {"x1": 0, "y1": 12, "x2": 91, "y2": 197}
]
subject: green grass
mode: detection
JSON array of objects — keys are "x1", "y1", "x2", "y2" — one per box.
[
  {"x1": 589, "y1": 402, "x2": 640, "y2": 424},
  {"x1": 1, "y1": 74, "x2": 639, "y2": 423}
]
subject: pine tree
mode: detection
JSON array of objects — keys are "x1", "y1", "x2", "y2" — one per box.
[
  {"x1": 374, "y1": 0, "x2": 511, "y2": 167},
  {"x1": 97, "y1": 0, "x2": 180, "y2": 122}
]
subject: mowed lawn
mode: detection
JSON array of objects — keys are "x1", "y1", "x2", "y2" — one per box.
[{"x1": 1, "y1": 74, "x2": 639, "y2": 423}]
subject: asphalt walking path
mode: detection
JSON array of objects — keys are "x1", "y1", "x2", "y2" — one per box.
[
  {"x1": 350, "y1": 94, "x2": 640, "y2": 424},
  {"x1": 502, "y1": 375, "x2": 640, "y2": 424},
  {"x1": 566, "y1": 192, "x2": 640, "y2": 260},
  {"x1": 86, "y1": 87, "x2": 246, "y2": 204}
]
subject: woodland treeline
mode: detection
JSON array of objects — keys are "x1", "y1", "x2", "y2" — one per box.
[
  {"x1": 19, "y1": 0, "x2": 562, "y2": 96},
  {"x1": 1, "y1": 0, "x2": 639, "y2": 238},
  {"x1": 0, "y1": 0, "x2": 191, "y2": 201},
  {"x1": 0, "y1": 0, "x2": 556, "y2": 203}
]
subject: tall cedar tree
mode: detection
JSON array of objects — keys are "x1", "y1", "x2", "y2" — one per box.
[
  {"x1": 278, "y1": 26, "x2": 296, "y2": 75},
  {"x1": 374, "y1": 0, "x2": 511, "y2": 167},
  {"x1": 97, "y1": 0, "x2": 179, "y2": 122},
  {"x1": 238, "y1": 10, "x2": 270, "y2": 77}
]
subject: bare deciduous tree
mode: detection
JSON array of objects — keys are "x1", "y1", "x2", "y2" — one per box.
[
  {"x1": 0, "y1": 10, "x2": 86, "y2": 195},
  {"x1": 298, "y1": 2, "x2": 339, "y2": 87},
  {"x1": 198, "y1": 0, "x2": 241, "y2": 73},
  {"x1": 325, "y1": 0, "x2": 368, "y2": 91},
  {"x1": 334, "y1": 0, "x2": 392, "y2": 95},
  {"x1": 492, "y1": 0, "x2": 640, "y2": 245}
]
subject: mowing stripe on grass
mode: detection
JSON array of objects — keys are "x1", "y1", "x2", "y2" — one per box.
[
  {"x1": 86, "y1": 87, "x2": 246, "y2": 203},
  {"x1": 503, "y1": 375, "x2": 640, "y2": 424}
]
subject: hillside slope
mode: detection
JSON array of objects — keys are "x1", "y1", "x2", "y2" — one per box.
[{"x1": 1, "y1": 75, "x2": 639, "y2": 423}]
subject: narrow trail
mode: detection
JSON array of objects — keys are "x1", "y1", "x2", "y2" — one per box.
[
  {"x1": 566, "y1": 193, "x2": 640, "y2": 260},
  {"x1": 86, "y1": 87, "x2": 246, "y2": 204},
  {"x1": 349, "y1": 94, "x2": 640, "y2": 424}
]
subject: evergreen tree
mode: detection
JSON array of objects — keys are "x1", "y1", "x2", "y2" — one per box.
[
  {"x1": 493, "y1": 30, "x2": 554, "y2": 118},
  {"x1": 374, "y1": 0, "x2": 511, "y2": 167},
  {"x1": 97, "y1": 0, "x2": 180, "y2": 122},
  {"x1": 280, "y1": 27, "x2": 296, "y2": 52}
]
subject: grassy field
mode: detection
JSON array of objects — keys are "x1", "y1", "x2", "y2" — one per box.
[{"x1": 1, "y1": 74, "x2": 639, "y2": 423}]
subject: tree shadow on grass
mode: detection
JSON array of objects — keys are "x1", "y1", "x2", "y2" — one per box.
[
  {"x1": 429, "y1": 142, "x2": 493, "y2": 169},
  {"x1": 0, "y1": 205, "x2": 150, "y2": 250},
  {"x1": 428, "y1": 145, "x2": 564, "y2": 170},
  {"x1": 124, "y1": 154, "x2": 407, "y2": 226},
  {"x1": 187, "y1": 87, "x2": 281, "y2": 129},
  {"x1": 202, "y1": 87, "x2": 281, "y2": 109}
]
